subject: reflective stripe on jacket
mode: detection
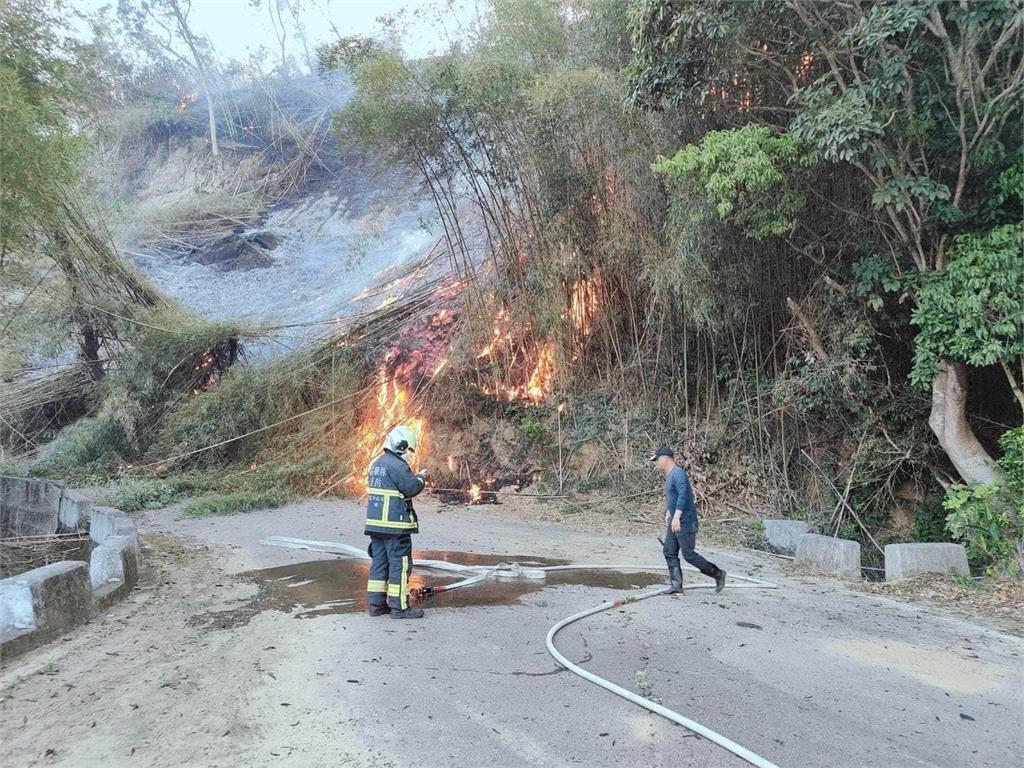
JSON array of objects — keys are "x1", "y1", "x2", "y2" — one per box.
[{"x1": 364, "y1": 449, "x2": 425, "y2": 537}]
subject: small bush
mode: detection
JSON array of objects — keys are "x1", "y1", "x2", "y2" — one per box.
[
  {"x1": 944, "y1": 426, "x2": 1024, "y2": 577},
  {"x1": 106, "y1": 478, "x2": 187, "y2": 512},
  {"x1": 520, "y1": 415, "x2": 548, "y2": 442},
  {"x1": 181, "y1": 489, "x2": 288, "y2": 518},
  {"x1": 36, "y1": 410, "x2": 131, "y2": 476}
]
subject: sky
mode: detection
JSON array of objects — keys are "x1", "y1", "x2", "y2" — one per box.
[{"x1": 72, "y1": 0, "x2": 481, "y2": 67}]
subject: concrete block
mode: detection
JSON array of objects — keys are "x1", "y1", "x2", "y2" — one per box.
[
  {"x1": 0, "y1": 476, "x2": 62, "y2": 538},
  {"x1": 90, "y1": 543, "x2": 126, "y2": 589},
  {"x1": 58, "y1": 490, "x2": 93, "y2": 532},
  {"x1": 89, "y1": 507, "x2": 127, "y2": 544},
  {"x1": 25, "y1": 561, "x2": 91, "y2": 630},
  {"x1": 762, "y1": 519, "x2": 809, "y2": 554},
  {"x1": 885, "y1": 543, "x2": 969, "y2": 580},
  {"x1": 91, "y1": 535, "x2": 139, "y2": 608},
  {"x1": 113, "y1": 518, "x2": 139, "y2": 551},
  {"x1": 90, "y1": 533, "x2": 139, "y2": 596},
  {"x1": 795, "y1": 533, "x2": 861, "y2": 579},
  {"x1": 0, "y1": 580, "x2": 36, "y2": 633},
  {"x1": 0, "y1": 561, "x2": 91, "y2": 658}
]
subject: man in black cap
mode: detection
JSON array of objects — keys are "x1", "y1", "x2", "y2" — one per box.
[{"x1": 649, "y1": 446, "x2": 726, "y2": 594}]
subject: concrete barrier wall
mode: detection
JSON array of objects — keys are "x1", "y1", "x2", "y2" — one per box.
[
  {"x1": 884, "y1": 543, "x2": 969, "y2": 580},
  {"x1": 58, "y1": 489, "x2": 93, "y2": 532},
  {"x1": 1, "y1": 478, "x2": 139, "y2": 660},
  {"x1": 762, "y1": 520, "x2": 809, "y2": 554},
  {"x1": 0, "y1": 562, "x2": 92, "y2": 657},
  {"x1": 0, "y1": 476, "x2": 63, "y2": 538},
  {"x1": 795, "y1": 533, "x2": 861, "y2": 579}
]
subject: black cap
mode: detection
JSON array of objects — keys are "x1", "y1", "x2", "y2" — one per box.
[{"x1": 648, "y1": 445, "x2": 674, "y2": 461}]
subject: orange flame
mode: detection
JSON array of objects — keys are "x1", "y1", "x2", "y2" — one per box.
[
  {"x1": 523, "y1": 342, "x2": 557, "y2": 402},
  {"x1": 468, "y1": 484, "x2": 482, "y2": 502},
  {"x1": 344, "y1": 354, "x2": 427, "y2": 494},
  {"x1": 568, "y1": 271, "x2": 602, "y2": 341},
  {"x1": 342, "y1": 305, "x2": 460, "y2": 494}
]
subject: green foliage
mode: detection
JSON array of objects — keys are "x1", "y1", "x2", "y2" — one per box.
[
  {"x1": 652, "y1": 125, "x2": 818, "y2": 239},
  {"x1": 910, "y1": 224, "x2": 1024, "y2": 388},
  {"x1": 944, "y1": 483, "x2": 1019, "y2": 575},
  {"x1": 105, "y1": 477, "x2": 194, "y2": 512},
  {"x1": 36, "y1": 405, "x2": 132, "y2": 476},
  {"x1": 180, "y1": 489, "x2": 287, "y2": 518},
  {"x1": 911, "y1": 497, "x2": 952, "y2": 543},
  {"x1": 156, "y1": 365, "x2": 280, "y2": 467},
  {"x1": 519, "y1": 415, "x2": 548, "y2": 443},
  {"x1": 944, "y1": 426, "x2": 1024, "y2": 576},
  {"x1": 0, "y1": 0, "x2": 96, "y2": 257},
  {"x1": 625, "y1": 0, "x2": 745, "y2": 110}
]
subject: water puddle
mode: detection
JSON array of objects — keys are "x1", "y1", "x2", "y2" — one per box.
[{"x1": 241, "y1": 550, "x2": 665, "y2": 619}]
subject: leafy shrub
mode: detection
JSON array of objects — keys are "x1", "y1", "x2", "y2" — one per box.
[
  {"x1": 36, "y1": 409, "x2": 131, "y2": 476},
  {"x1": 944, "y1": 426, "x2": 1024, "y2": 576},
  {"x1": 181, "y1": 489, "x2": 288, "y2": 518},
  {"x1": 911, "y1": 223, "x2": 1024, "y2": 389},
  {"x1": 911, "y1": 498, "x2": 951, "y2": 543},
  {"x1": 106, "y1": 478, "x2": 191, "y2": 512},
  {"x1": 520, "y1": 415, "x2": 548, "y2": 442}
]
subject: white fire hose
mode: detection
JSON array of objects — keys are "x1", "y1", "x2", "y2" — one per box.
[
  {"x1": 546, "y1": 586, "x2": 780, "y2": 768},
  {"x1": 261, "y1": 536, "x2": 780, "y2": 766}
]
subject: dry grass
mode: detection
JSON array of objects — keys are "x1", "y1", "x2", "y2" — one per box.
[{"x1": 862, "y1": 573, "x2": 1024, "y2": 635}]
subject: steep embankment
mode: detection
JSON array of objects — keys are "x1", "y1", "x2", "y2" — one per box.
[{"x1": 102, "y1": 77, "x2": 439, "y2": 344}]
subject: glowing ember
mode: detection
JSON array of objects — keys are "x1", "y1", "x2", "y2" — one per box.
[
  {"x1": 176, "y1": 93, "x2": 198, "y2": 111},
  {"x1": 797, "y1": 51, "x2": 815, "y2": 82},
  {"x1": 468, "y1": 484, "x2": 482, "y2": 502}
]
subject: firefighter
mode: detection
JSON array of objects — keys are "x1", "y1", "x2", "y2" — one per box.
[
  {"x1": 650, "y1": 445, "x2": 726, "y2": 594},
  {"x1": 365, "y1": 425, "x2": 428, "y2": 619}
]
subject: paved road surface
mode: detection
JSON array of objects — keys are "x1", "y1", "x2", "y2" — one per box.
[{"x1": 1, "y1": 498, "x2": 1021, "y2": 767}]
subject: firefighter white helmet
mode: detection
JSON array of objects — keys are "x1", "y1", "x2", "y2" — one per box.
[{"x1": 384, "y1": 425, "x2": 419, "y2": 455}]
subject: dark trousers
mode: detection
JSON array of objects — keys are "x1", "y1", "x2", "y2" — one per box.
[
  {"x1": 367, "y1": 535, "x2": 413, "y2": 610},
  {"x1": 663, "y1": 521, "x2": 720, "y2": 578}
]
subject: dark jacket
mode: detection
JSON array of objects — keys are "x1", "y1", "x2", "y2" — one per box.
[
  {"x1": 364, "y1": 449, "x2": 425, "y2": 537},
  {"x1": 664, "y1": 465, "x2": 698, "y2": 526}
]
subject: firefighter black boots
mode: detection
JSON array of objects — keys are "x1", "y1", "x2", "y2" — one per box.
[{"x1": 391, "y1": 606, "x2": 425, "y2": 619}]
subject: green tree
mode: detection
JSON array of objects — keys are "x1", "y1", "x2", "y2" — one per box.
[
  {"x1": 0, "y1": 0, "x2": 91, "y2": 263},
  {"x1": 911, "y1": 223, "x2": 1024, "y2": 413},
  {"x1": 630, "y1": 0, "x2": 1024, "y2": 486}
]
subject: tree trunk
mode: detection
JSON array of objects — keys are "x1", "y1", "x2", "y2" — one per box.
[
  {"x1": 73, "y1": 310, "x2": 105, "y2": 382},
  {"x1": 929, "y1": 360, "x2": 1000, "y2": 485},
  {"x1": 204, "y1": 82, "x2": 219, "y2": 156}
]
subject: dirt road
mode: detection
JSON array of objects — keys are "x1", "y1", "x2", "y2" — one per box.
[{"x1": 1, "y1": 497, "x2": 1021, "y2": 767}]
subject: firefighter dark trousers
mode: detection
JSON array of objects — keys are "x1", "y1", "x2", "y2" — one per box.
[
  {"x1": 664, "y1": 522, "x2": 721, "y2": 579},
  {"x1": 367, "y1": 535, "x2": 413, "y2": 610}
]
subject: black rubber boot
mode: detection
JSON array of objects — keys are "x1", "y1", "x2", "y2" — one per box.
[
  {"x1": 390, "y1": 607, "x2": 425, "y2": 619},
  {"x1": 667, "y1": 563, "x2": 684, "y2": 594},
  {"x1": 714, "y1": 568, "x2": 727, "y2": 593},
  {"x1": 368, "y1": 604, "x2": 391, "y2": 617}
]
